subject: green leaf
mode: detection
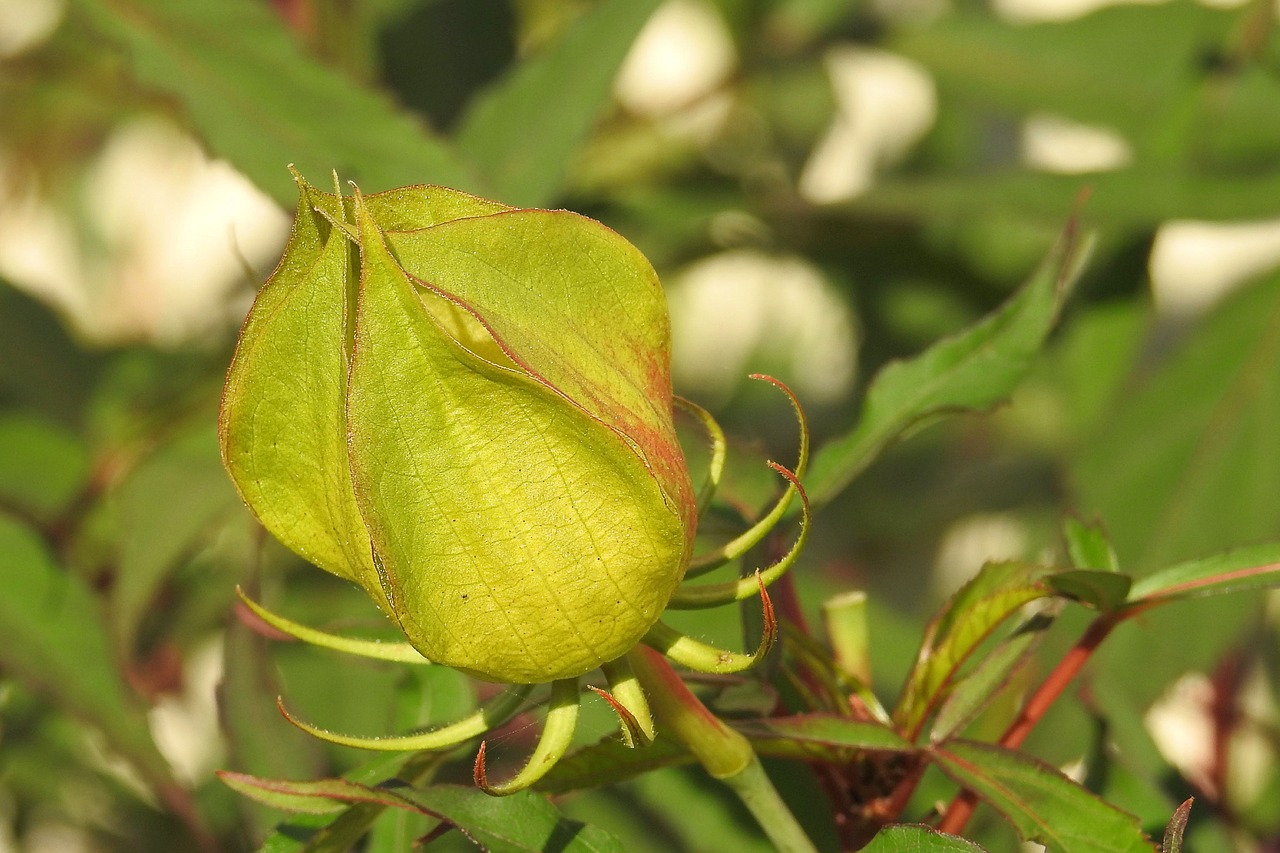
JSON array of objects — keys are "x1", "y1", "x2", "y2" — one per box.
[
  {"x1": 0, "y1": 514, "x2": 174, "y2": 792},
  {"x1": 891, "y1": 3, "x2": 1231, "y2": 151},
  {"x1": 858, "y1": 170, "x2": 1280, "y2": 229},
  {"x1": 931, "y1": 740, "x2": 1155, "y2": 853},
  {"x1": 735, "y1": 713, "x2": 915, "y2": 761},
  {"x1": 112, "y1": 422, "x2": 239, "y2": 655},
  {"x1": 804, "y1": 220, "x2": 1088, "y2": 510},
  {"x1": 455, "y1": 0, "x2": 662, "y2": 206},
  {"x1": 864, "y1": 825, "x2": 988, "y2": 852},
  {"x1": 346, "y1": 197, "x2": 690, "y2": 682},
  {"x1": 931, "y1": 610, "x2": 1054, "y2": 744},
  {"x1": 68, "y1": 0, "x2": 475, "y2": 205},
  {"x1": 1127, "y1": 542, "x2": 1280, "y2": 604},
  {"x1": 538, "y1": 735, "x2": 694, "y2": 794},
  {"x1": 1045, "y1": 570, "x2": 1132, "y2": 611},
  {"x1": 895, "y1": 562, "x2": 1053, "y2": 739},
  {"x1": 0, "y1": 412, "x2": 90, "y2": 520},
  {"x1": 1074, "y1": 275, "x2": 1280, "y2": 573},
  {"x1": 1063, "y1": 515, "x2": 1120, "y2": 572},
  {"x1": 222, "y1": 774, "x2": 624, "y2": 853}
]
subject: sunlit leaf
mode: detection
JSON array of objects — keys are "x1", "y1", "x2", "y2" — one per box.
[
  {"x1": 931, "y1": 740, "x2": 1155, "y2": 853},
  {"x1": 1127, "y1": 542, "x2": 1280, "y2": 605},
  {"x1": 931, "y1": 610, "x2": 1054, "y2": 744},
  {"x1": 804, "y1": 221, "x2": 1088, "y2": 510},
  {"x1": 895, "y1": 562, "x2": 1052, "y2": 739}
]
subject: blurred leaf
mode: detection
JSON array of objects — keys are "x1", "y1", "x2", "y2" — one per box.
[
  {"x1": 1063, "y1": 516, "x2": 1120, "y2": 572},
  {"x1": 931, "y1": 610, "x2": 1053, "y2": 744},
  {"x1": 0, "y1": 286, "x2": 101, "y2": 426},
  {"x1": 892, "y1": 3, "x2": 1228, "y2": 150},
  {"x1": 1045, "y1": 570, "x2": 1131, "y2": 611},
  {"x1": 895, "y1": 562, "x2": 1052, "y2": 739},
  {"x1": 864, "y1": 824, "x2": 988, "y2": 852},
  {"x1": 68, "y1": 0, "x2": 476, "y2": 205},
  {"x1": 0, "y1": 513, "x2": 173, "y2": 790},
  {"x1": 1127, "y1": 541, "x2": 1280, "y2": 604},
  {"x1": 1074, "y1": 275, "x2": 1280, "y2": 572},
  {"x1": 931, "y1": 740, "x2": 1155, "y2": 853},
  {"x1": 858, "y1": 169, "x2": 1280, "y2": 230},
  {"x1": 539, "y1": 734, "x2": 693, "y2": 794},
  {"x1": 455, "y1": 0, "x2": 662, "y2": 206},
  {"x1": 222, "y1": 774, "x2": 624, "y2": 852},
  {"x1": 805, "y1": 220, "x2": 1088, "y2": 510},
  {"x1": 112, "y1": 422, "x2": 239, "y2": 656},
  {"x1": 0, "y1": 412, "x2": 90, "y2": 520}
]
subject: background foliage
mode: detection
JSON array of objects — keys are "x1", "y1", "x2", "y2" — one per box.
[{"x1": 1, "y1": 0, "x2": 1279, "y2": 850}]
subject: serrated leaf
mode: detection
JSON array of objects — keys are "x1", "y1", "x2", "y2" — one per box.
[
  {"x1": 222, "y1": 774, "x2": 624, "y2": 853},
  {"x1": 864, "y1": 824, "x2": 988, "y2": 852},
  {"x1": 1063, "y1": 515, "x2": 1120, "y2": 572},
  {"x1": 931, "y1": 609, "x2": 1054, "y2": 744},
  {"x1": 931, "y1": 740, "x2": 1155, "y2": 853},
  {"x1": 68, "y1": 0, "x2": 475, "y2": 205},
  {"x1": 804, "y1": 220, "x2": 1087, "y2": 510},
  {"x1": 455, "y1": 0, "x2": 662, "y2": 206},
  {"x1": 0, "y1": 514, "x2": 174, "y2": 792},
  {"x1": 1045, "y1": 570, "x2": 1132, "y2": 611},
  {"x1": 1127, "y1": 542, "x2": 1280, "y2": 604},
  {"x1": 895, "y1": 562, "x2": 1052, "y2": 739}
]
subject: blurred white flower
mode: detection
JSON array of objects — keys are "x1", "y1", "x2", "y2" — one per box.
[
  {"x1": 1021, "y1": 113, "x2": 1132, "y2": 174},
  {"x1": 0, "y1": 117, "x2": 289, "y2": 345},
  {"x1": 1149, "y1": 218, "x2": 1280, "y2": 316},
  {"x1": 614, "y1": 0, "x2": 736, "y2": 118},
  {"x1": 799, "y1": 46, "x2": 936, "y2": 203},
  {"x1": 0, "y1": 0, "x2": 64, "y2": 58},
  {"x1": 667, "y1": 249, "x2": 857, "y2": 404}
]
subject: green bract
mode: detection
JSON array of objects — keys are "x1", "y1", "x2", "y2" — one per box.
[{"x1": 220, "y1": 173, "x2": 697, "y2": 683}]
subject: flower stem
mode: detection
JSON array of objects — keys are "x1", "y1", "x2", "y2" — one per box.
[{"x1": 628, "y1": 647, "x2": 818, "y2": 853}]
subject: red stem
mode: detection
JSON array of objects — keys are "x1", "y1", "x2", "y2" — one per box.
[{"x1": 936, "y1": 612, "x2": 1125, "y2": 835}]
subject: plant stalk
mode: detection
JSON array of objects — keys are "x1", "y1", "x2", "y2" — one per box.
[{"x1": 629, "y1": 646, "x2": 818, "y2": 853}]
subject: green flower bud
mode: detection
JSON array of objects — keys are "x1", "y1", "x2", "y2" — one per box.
[{"x1": 220, "y1": 174, "x2": 697, "y2": 684}]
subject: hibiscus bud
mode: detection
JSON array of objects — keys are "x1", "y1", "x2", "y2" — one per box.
[{"x1": 220, "y1": 173, "x2": 697, "y2": 684}]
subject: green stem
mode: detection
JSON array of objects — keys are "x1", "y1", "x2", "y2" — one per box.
[{"x1": 628, "y1": 647, "x2": 818, "y2": 853}]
